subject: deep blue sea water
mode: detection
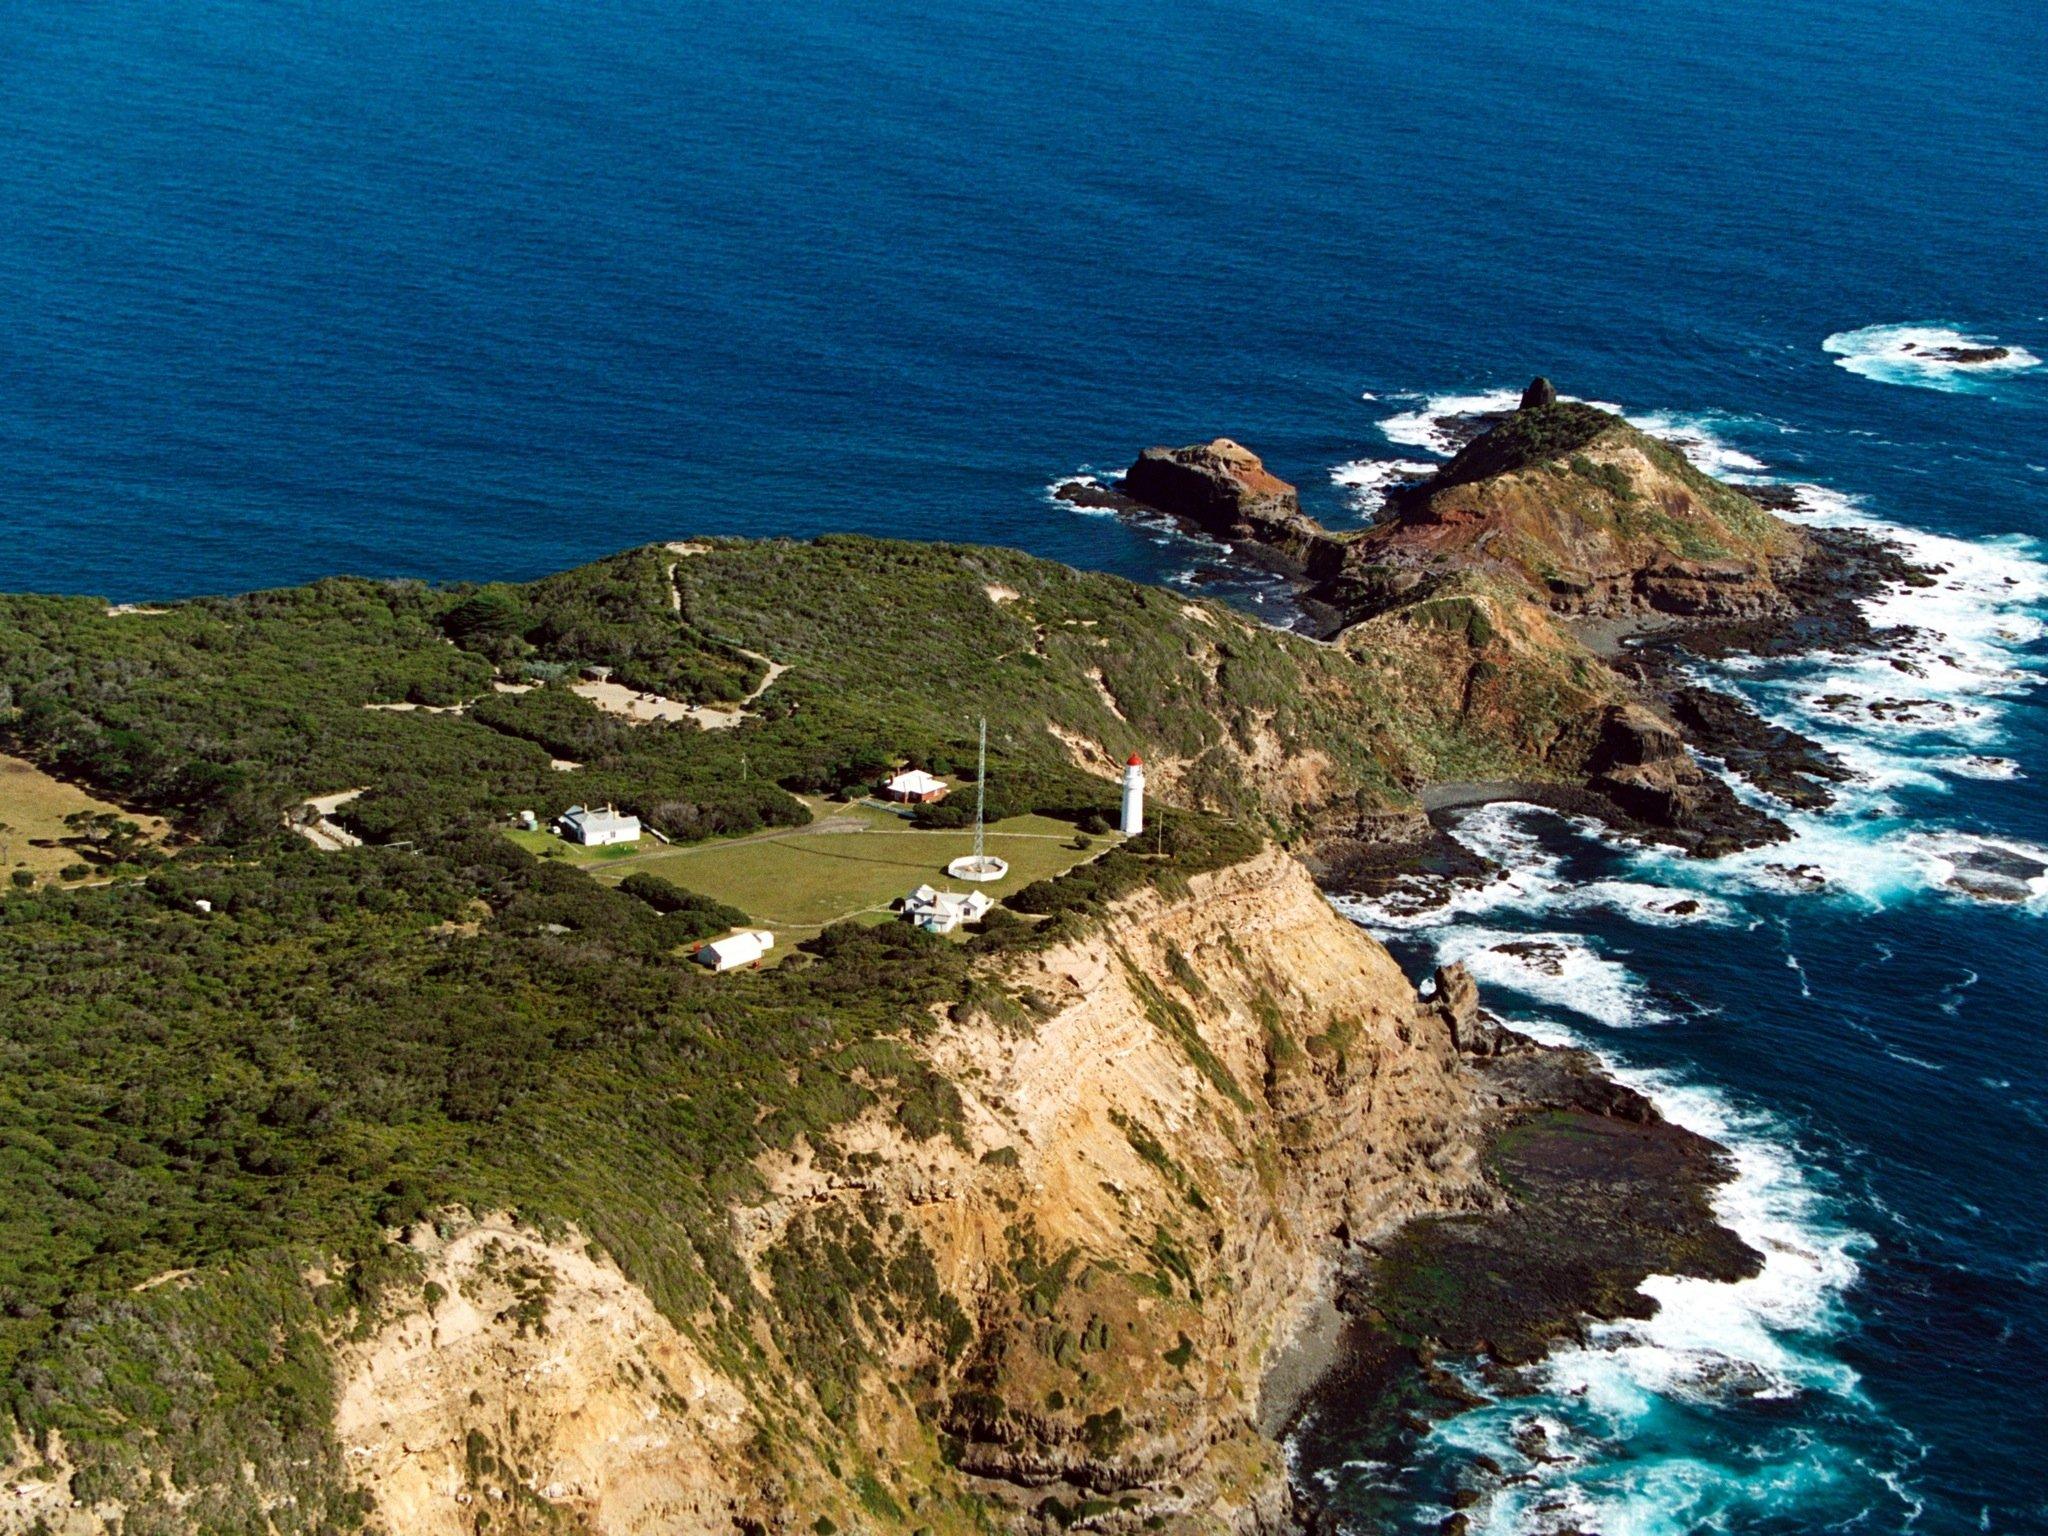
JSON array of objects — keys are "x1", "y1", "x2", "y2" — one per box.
[{"x1": 3, "y1": 1, "x2": 2045, "y2": 1530}]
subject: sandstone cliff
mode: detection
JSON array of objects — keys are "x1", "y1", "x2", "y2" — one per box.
[{"x1": 309, "y1": 847, "x2": 1488, "y2": 1536}]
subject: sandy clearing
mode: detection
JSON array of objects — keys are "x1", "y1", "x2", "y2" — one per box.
[
  {"x1": 291, "y1": 788, "x2": 365, "y2": 851},
  {"x1": 573, "y1": 653, "x2": 791, "y2": 732}
]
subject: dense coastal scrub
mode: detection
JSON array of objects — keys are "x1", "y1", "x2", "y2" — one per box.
[{"x1": 0, "y1": 540, "x2": 1430, "y2": 852}]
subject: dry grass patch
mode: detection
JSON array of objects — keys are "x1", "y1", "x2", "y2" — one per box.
[{"x1": 0, "y1": 753, "x2": 168, "y2": 886}]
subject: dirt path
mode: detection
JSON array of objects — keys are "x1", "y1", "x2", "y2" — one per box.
[{"x1": 568, "y1": 555, "x2": 791, "y2": 731}]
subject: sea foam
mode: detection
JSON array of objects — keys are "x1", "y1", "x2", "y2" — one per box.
[
  {"x1": 1824, "y1": 323, "x2": 2043, "y2": 392},
  {"x1": 1330, "y1": 802, "x2": 1737, "y2": 935},
  {"x1": 1377, "y1": 389, "x2": 1524, "y2": 456},
  {"x1": 1328, "y1": 456, "x2": 1436, "y2": 516},
  {"x1": 1330, "y1": 895, "x2": 1902, "y2": 1536}
]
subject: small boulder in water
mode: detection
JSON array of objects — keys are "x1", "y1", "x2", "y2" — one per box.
[
  {"x1": 1942, "y1": 840, "x2": 2047, "y2": 903},
  {"x1": 1492, "y1": 939, "x2": 1570, "y2": 976},
  {"x1": 1919, "y1": 344, "x2": 2010, "y2": 365},
  {"x1": 1763, "y1": 862, "x2": 1829, "y2": 890}
]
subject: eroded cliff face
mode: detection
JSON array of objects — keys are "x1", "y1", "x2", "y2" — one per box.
[
  {"x1": 317, "y1": 848, "x2": 1487, "y2": 1536},
  {"x1": 911, "y1": 846, "x2": 1485, "y2": 1528},
  {"x1": 334, "y1": 1221, "x2": 757, "y2": 1536}
]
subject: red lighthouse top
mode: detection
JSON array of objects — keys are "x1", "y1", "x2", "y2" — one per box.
[{"x1": 1127, "y1": 754, "x2": 1143, "y2": 766}]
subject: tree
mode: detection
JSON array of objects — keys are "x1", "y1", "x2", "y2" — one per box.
[{"x1": 63, "y1": 810, "x2": 145, "y2": 862}]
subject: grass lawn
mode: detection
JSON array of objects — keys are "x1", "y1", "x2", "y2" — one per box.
[
  {"x1": 581, "y1": 802, "x2": 1111, "y2": 934},
  {"x1": 503, "y1": 826, "x2": 643, "y2": 865},
  {"x1": 0, "y1": 753, "x2": 169, "y2": 887}
]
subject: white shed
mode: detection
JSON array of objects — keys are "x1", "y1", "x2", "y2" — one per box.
[
  {"x1": 556, "y1": 804, "x2": 641, "y2": 846},
  {"x1": 697, "y1": 929, "x2": 775, "y2": 971}
]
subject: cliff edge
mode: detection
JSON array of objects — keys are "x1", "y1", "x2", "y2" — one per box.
[{"x1": 320, "y1": 846, "x2": 1489, "y2": 1536}]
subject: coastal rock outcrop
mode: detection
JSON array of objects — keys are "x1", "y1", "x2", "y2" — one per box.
[
  {"x1": 1584, "y1": 701, "x2": 1785, "y2": 855},
  {"x1": 1116, "y1": 439, "x2": 1347, "y2": 579},
  {"x1": 1427, "y1": 962, "x2": 1504, "y2": 1057},
  {"x1": 1349, "y1": 392, "x2": 1811, "y2": 623}
]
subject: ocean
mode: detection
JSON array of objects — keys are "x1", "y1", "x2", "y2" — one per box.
[{"x1": 2, "y1": 0, "x2": 2044, "y2": 1529}]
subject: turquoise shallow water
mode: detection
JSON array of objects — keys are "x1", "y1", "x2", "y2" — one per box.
[{"x1": 3, "y1": 1, "x2": 2045, "y2": 1528}]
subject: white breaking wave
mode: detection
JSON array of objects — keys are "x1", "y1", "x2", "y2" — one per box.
[
  {"x1": 1328, "y1": 456, "x2": 1436, "y2": 515},
  {"x1": 1621, "y1": 409, "x2": 1775, "y2": 482},
  {"x1": 1943, "y1": 754, "x2": 2022, "y2": 781},
  {"x1": 1043, "y1": 472, "x2": 1118, "y2": 516},
  {"x1": 1343, "y1": 903, "x2": 1889, "y2": 1536},
  {"x1": 1377, "y1": 389, "x2": 1524, "y2": 456},
  {"x1": 1824, "y1": 323, "x2": 2042, "y2": 393},
  {"x1": 1424, "y1": 926, "x2": 1675, "y2": 1030},
  {"x1": 1331, "y1": 802, "x2": 1739, "y2": 935}
]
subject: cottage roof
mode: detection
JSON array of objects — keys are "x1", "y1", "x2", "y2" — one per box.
[{"x1": 562, "y1": 804, "x2": 635, "y2": 830}]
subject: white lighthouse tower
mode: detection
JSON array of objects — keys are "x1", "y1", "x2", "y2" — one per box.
[{"x1": 1119, "y1": 754, "x2": 1145, "y2": 837}]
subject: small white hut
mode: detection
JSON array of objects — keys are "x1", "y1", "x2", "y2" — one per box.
[
  {"x1": 882, "y1": 769, "x2": 950, "y2": 804},
  {"x1": 696, "y1": 929, "x2": 775, "y2": 971}
]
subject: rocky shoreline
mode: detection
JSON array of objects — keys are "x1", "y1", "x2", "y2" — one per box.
[
  {"x1": 1278, "y1": 980, "x2": 1758, "y2": 1536},
  {"x1": 1065, "y1": 388, "x2": 1944, "y2": 1532}
]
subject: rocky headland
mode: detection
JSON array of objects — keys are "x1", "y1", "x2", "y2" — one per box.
[
  {"x1": 1070, "y1": 378, "x2": 1931, "y2": 871},
  {"x1": 282, "y1": 855, "x2": 1755, "y2": 1536}
]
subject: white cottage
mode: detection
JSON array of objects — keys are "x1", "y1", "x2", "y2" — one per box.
[
  {"x1": 556, "y1": 804, "x2": 640, "y2": 846},
  {"x1": 696, "y1": 929, "x2": 775, "y2": 971},
  {"x1": 901, "y1": 883, "x2": 994, "y2": 935}
]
